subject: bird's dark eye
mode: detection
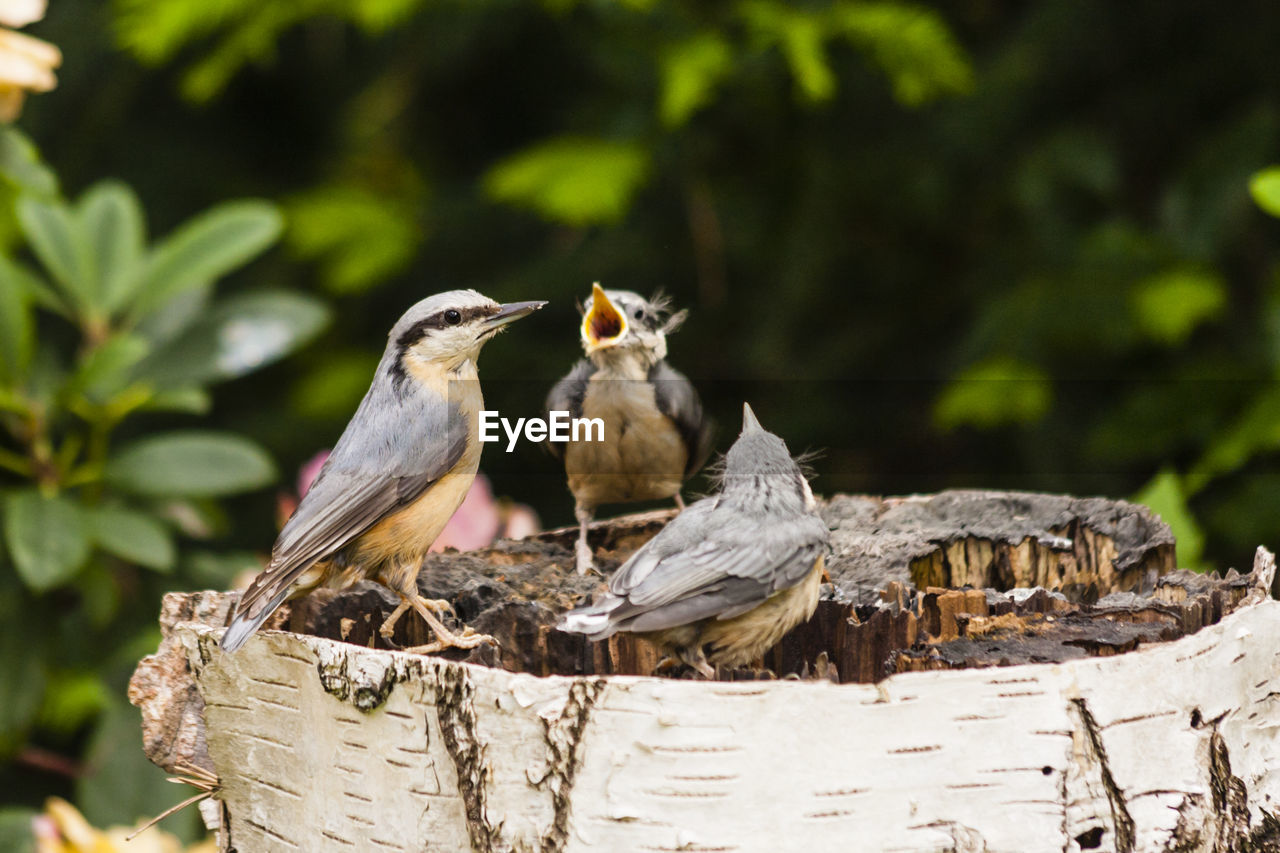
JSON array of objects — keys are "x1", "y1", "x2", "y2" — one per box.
[
  {"x1": 444, "y1": 309, "x2": 462, "y2": 325},
  {"x1": 633, "y1": 308, "x2": 645, "y2": 320}
]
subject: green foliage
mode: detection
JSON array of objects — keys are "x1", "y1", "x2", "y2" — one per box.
[
  {"x1": 1133, "y1": 470, "x2": 1205, "y2": 570},
  {"x1": 485, "y1": 137, "x2": 652, "y2": 226},
  {"x1": 1130, "y1": 268, "x2": 1226, "y2": 345},
  {"x1": 3, "y1": 491, "x2": 90, "y2": 592},
  {"x1": 285, "y1": 184, "x2": 423, "y2": 294},
  {"x1": 106, "y1": 432, "x2": 276, "y2": 497},
  {"x1": 0, "y1": 808, "x2": 36, "y2": 853},
  {"x1": 1253, "y1": 167, "x2": 1280, "y2": 218},
  {"x1": 833, "y1": 2, "x2": 974, "y2": 105},
  {"x1": 934, "y1": 359, "x2": 1052, "y2": 430},
  {"x1": 660, "y1": 33, "x2": 734, "y2": 128},
  {"x1": 0, "y1": 142, "x2": 322, "y2": 826}
]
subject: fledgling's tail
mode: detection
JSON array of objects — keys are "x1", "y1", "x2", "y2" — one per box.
[{"x1": 557, "y1": 596, "x2": 623, "y2": 641}]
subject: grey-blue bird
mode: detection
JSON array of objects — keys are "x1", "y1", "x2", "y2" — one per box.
[
  {"x1": 546, "y1": 283, "x2": 712, "y2": 574},
  {"x1": 221, "y1": 290, "x2": 545, "y2": 654},
  {"x1": 558, "y1": 403, "x2": 829, "y2": 678}
]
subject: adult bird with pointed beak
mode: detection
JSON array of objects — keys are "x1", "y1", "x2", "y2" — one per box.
[
  {"x1": 221, "y1": 290, "x2": 546, "y2": 654},
  {"x1": 558, "y1": 403, "x2": 829, "y2": 678},
  {"x1": 546, "y1": 283, "x2": 713, "y2": 574}
]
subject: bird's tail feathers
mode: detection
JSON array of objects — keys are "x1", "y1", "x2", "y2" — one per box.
[
  {"x1": 220, "y1": 585, "x2": 294, "y2": 653},
  {"x1": 557, "y1": 598, "x2": 623, "y2": 640}
]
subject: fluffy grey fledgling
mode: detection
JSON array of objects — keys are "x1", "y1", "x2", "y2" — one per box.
[
  {"x1": 558, "y1": 403, "x2": 829, "y2": 678},
  {"x1": 546, "y1": 283, "x2": 712, "y2": 575}
]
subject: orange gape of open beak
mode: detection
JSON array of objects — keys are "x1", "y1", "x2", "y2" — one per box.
[{"x1": 581, "y1": 282, "x2": 628, "y2": 351}]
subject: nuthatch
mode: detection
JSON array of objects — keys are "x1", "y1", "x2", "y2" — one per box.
[
  {"x1": 221, "y1": 290, "x2": 546, "y2": 653},
  {"x1": 557, "y1": 403, "x2": 829, "y2": 678},
  {"x1": 546, "y1": 283, "x2": 712, "y2": 574}
]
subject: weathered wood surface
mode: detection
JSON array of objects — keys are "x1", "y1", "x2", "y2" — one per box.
[
  {"x1": 306, "y1": 490, "x2": 1178, "y2": 679},
  {"x1": 131, "y1": 489, "x2": 1280, "y2": 852}
]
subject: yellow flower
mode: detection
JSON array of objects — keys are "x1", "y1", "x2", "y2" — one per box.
[
  {"x1": 33, "y1": 797, "x2": 212, "y2": 853},
  {"x1": 0, "y1": 0, "x2": 60, "y2": 121}
]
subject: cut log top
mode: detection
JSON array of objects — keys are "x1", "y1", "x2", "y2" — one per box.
[{"x1": 127, "y1": 490, "x2": 1280, "y2": 852}]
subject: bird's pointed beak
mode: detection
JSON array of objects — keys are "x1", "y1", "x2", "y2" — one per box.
[
  {"x1": 484, "y1": 300, "x2": 547, "y2": 333},
  {"x1": 581, "y1": 283, "x2": 628, "y2": 352},
  {"x1": 741, "y1": 402, "x2": 763, "y2": 433}
]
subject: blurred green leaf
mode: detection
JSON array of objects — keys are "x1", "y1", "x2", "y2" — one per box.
[
  {"x1": 106, "y1": 431, "x2": 276, "y2": 497},
  {"x1": 87, "y1": 505, "x2": 176, "y2": 571},
  {"x1": 0, "y1": 808, "x2": 36, "y2": 853},
  {"x1": 290, "y1": 349, "x2": 380, "y2": 420},
  {"x1": 78, "y1": 180, "x2": 147, "y2": 314},
  {"x1": 660, "y1": 33, "x2": 734, "y2": 127},
  {"x1": 36, "y1": 670, "x2": 109, "y2": 734},
  {"x1": 285, "y1": 185, "x2": 422, "y2": 293},
  {"x1": 1131, "y1": 268, "x2": 1225, "y2": 345},
  {"x1": 742, "y1": 1, "x2": 836, "y2": 102},
  {"x1": 16, "y1": 196, "x2": 96, "y2": 315},
  {"x1": 134, "y1": 283, "x2": 210, "y2": 347},
  {"x1": 138, "y1": 290, "x2": 330, "y2": 387},
  {"x1": 4, "y1": 491, "x2": 91, "y2": 592},
  {"x1": 1186, "y1": 387, "x2": 1280, "y2": 494},
  {"x1": 0, "y1": 126, "x2": 57, "y2": 198},
  {"x1": 833, "y1": 1, "x2": 974, "y2": 106},
  {"x1": 131, "y1": 200, "x2": 282, "y2": 316},
  {"x1": 484, "y1": 137, "x2": 651, "y2": 226},
  {"x1": 0, "y1": 256, "x2": 34, "y2": 384},
  {"x1": 72, "y1": 334, "x2": 150, "y2": 401},
  {"x1": 139, "y1": 386, "x2": 211, "y2": 414},
  {"x1": 934, "y1": 358, "x2": 1052, "y2": 430},
  {"x1": 1251, "y1": 166, "x2": 1280, "y2": 218},
  {"x1": 1133, "y1": 469, "x2": 1204, "y2": 569}
]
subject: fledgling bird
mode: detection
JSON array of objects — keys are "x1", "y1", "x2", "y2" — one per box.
[
  {"x1": 546, "y1": 283, "x2": 712, "y2": 574},
  {"x1": 221, "y1": 290, "x2": 546, "y2": 654},
  {"x1": 557, "y1": 403, "x2": 829, "y2": 678}
]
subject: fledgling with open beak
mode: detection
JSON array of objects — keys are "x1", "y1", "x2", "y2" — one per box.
[
  {"x1": 557, "y1": 403, "x2": 829, "y2": 678},
  {"x1": 221, "y1": 290, "x2": 546, "y2": 654},
  {"x1": 546, "y1": 283, "x2": 713, "y2": 574}
]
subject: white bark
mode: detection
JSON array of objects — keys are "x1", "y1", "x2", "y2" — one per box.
[{"x1": 182, "y1": 548, "x2": 1278, "y2": 853}]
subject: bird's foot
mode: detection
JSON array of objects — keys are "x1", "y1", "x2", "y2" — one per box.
[
  {"x1": 401, "y1": 594, "x2": 497, "y2": 654},
  {"x1": 401, "y1": 624, "x2": 496, "y2": 655},
  {"x1": 674, "y1": 493, "x2": 686, "y2": 511},
  {"x1": 378, "y1": 599, "x2": 411, "y2": 640}
]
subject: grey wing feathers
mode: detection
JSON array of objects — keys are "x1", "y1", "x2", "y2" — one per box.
[
  {"x1": 544, "y1": 359, "x2": 596, "y2": 460},
  {"x1": 596, "y1": 499, "x2": 829, "y2": 634},
  {"x1": 225, "y1": 386, "x2": 467, "y2": 648},
  {"x1": 648, "y1": 360, "x2": 713, "y2": 477}
]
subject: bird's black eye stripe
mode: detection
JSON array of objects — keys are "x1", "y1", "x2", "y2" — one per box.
[{"x1": 395, "y1": 305, "x2": 500, "y2": 348}]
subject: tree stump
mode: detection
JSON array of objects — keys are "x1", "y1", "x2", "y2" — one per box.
[{"x1": 129, "y1": 490, "x2": 1280, "y2": 852}]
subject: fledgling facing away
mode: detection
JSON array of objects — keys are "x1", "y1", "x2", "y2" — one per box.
[
  {"x1": 221, "y1": 290, "x2": 546, "y2": 654},
  {"x1": 546, "y1": 283, "x2": 712, "y2": 575},
  {"x1": 557, "y1": 403, "x2": 829, "y2": 678}
]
